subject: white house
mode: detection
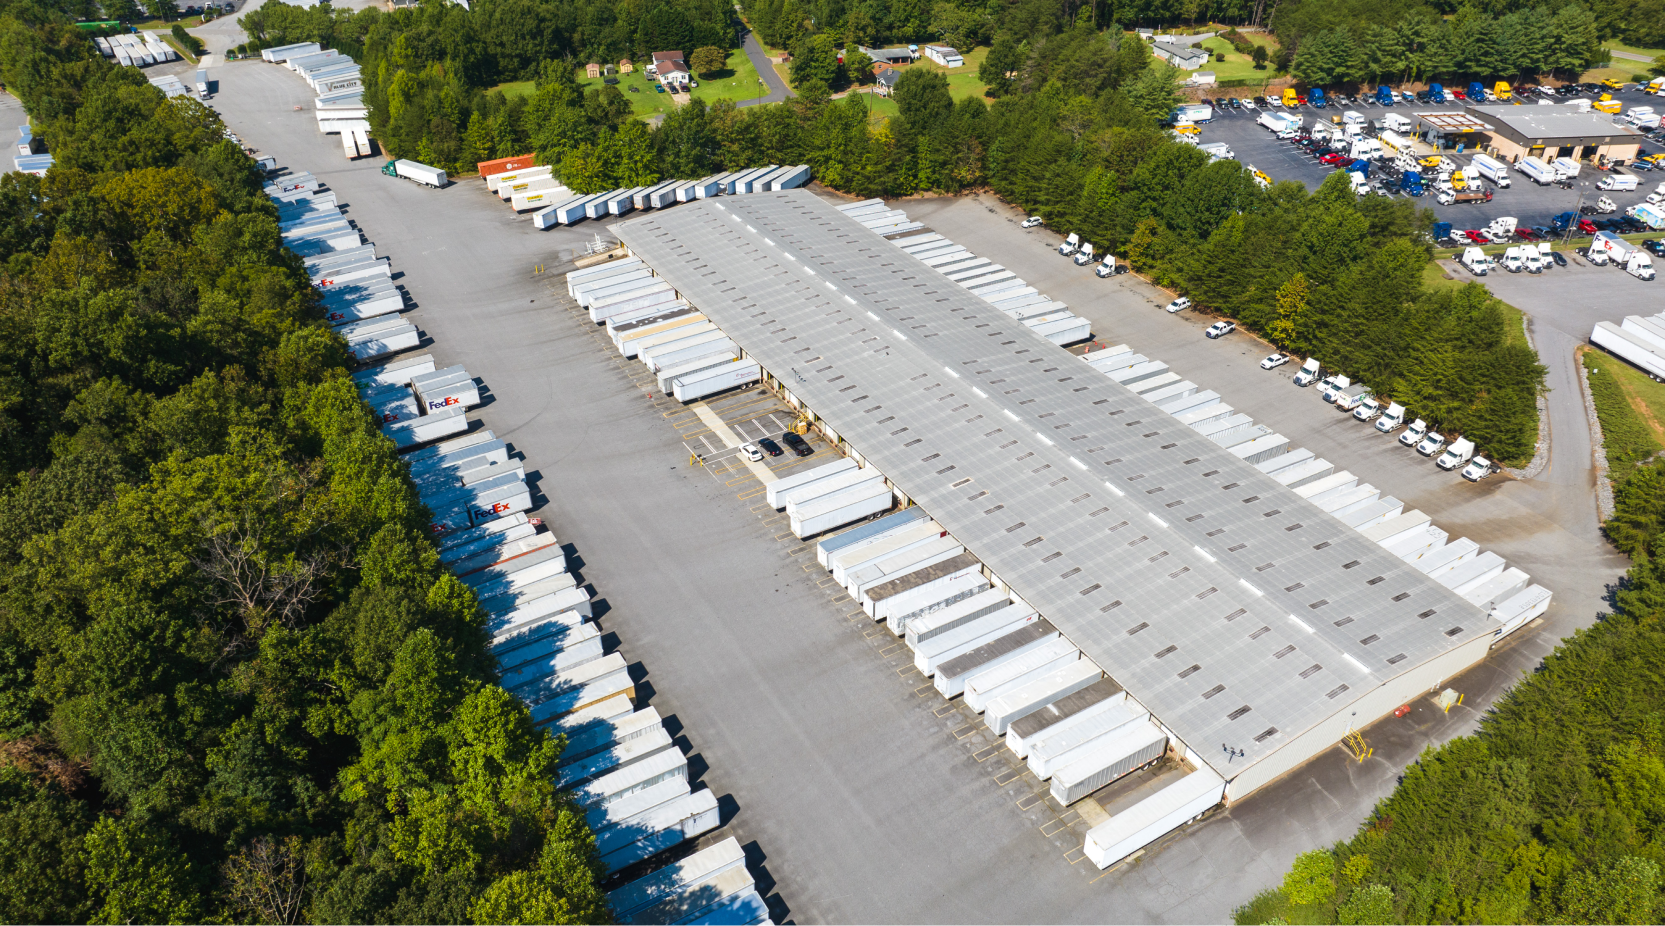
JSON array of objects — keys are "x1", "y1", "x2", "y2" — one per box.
[
  {"x1": 922, "y1": 44, "x2": 963, "y2": 68},
  {"x1": 1152, "y1": 41, "x2": 1209, "y2": 70}
]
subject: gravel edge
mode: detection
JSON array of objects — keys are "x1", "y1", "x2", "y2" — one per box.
[
  {"x1": 1580, "y1": 355, "x2": 1616, "y2": 522},
  {"x1": 1504, "y1": 312, "x2": 1551, "y2": 481}
]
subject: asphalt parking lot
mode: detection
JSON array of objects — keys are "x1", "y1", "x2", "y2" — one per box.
[{"x1": 1193, "y1": 87, "x2": 1665, "y2": 232}]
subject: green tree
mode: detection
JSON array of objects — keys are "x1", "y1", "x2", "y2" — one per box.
[
  {"x1": 1555, "y1": 857, "x2": 1661, "y2": 925},
  {"x1": 1283, "y1": 849, "x2": 1337, "y2": 906},
  {"x1": 1269, "y1": 272, "x2": 1309, "y2": 348},
  {"x1": 843, "y1": 46, "x2": 875, "y2": 84},
  {"x1": 790, "y1": 32, "x2": 840, "y2": 86},
  {"x1": 690, "y1": 45, "x2": 728, "y2": 77},
  {"x1": 84, "y1": 817, "x2": 200, "y2": 925},
  {"x1": 1338, "y1": 883, "x2": 1394, "y2": 925},
  {"x1": 1251, "y1": 44, "x2": 1268, "y2": 69},
  {"x1": 981, "y1": 34, "x2": 1026, "y2": 95},
  {"x1": 1123, "y1": 63, "x2": 1184, "y2": 123}
]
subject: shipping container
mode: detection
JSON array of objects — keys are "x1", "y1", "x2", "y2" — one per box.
[
  {"x1": 477, "y1": 153, "x2": 537, "y2": 179},
  {"x1": 963, "y1": 639, "x2": 1079, "y2": 713},
  {"x1": 673, "y1": 360, "x2": 762, "y2": 403},
  {"x1": 781, "y1": 469, "x2": 887, "y2": 516},
  {"x1": 344, "y1": 321, "x2": 419, "y2": 361},
  {"x1": 323, "y1": 291, "x2": 403, "y2": 326},
  {"x1": 382, "y1": 405, "x2": 468, "y2": 449},
  {"x1": 557, "y1": 707, "x2": 664, "y2": 769},
  {"x1": 648, "y1": 183, "x2": 681, "y2": 208},
  {"x1": 616, "y1": 313, "x2": 708, "y2": 357},
  {"x1": 573, "y1": 746, "x2": 687, "y2": 809},
  {"x1": 412, "y1": 366, "x2": 482, "y2": 413},
  {"x1": 905, "y1": 589, "x2": 1014, "y2": 650},
  {"x1": 567, "y1": 259, "x2": 647, "y2": 297},
  {"x1": 935, "y1": 620, "x2": 1060, "y2": 697},
  {"x1": 864, "y1": 550, "x2": 980, "y2": 619},
  {"x1": 546, "y1": 194, "x2": 602, "y2": 226},
  {"x1": 1050, "y1": 722, "x2": 1168, "y2": 805},
  {"x1": 587, "y1": 189, "x2": 629, "y2": 218},
  {"x1": 847, "y1": 535, "x2": 964, "y2": 598},
  {"x1": 829, "y1": 521, "x2": 946, "y2": 587},
  {"x1": 638, "y1": 327, "x2": 728, "y2": 370},
  {"x1": 1462, "y1": 567, "x2": 1530, "y2": 612},
  {"x1": 557, "y1": 725, "x2": 674, "y2": 789},
  {"x1": 362, "y1": 383, "x2": 419, "y2": 424},
  {"x1": 884, "y1": 573, "x2": 992, "y2": 639},
  {"x1": 769, "y1": 164, "x2": 812, "y2": 190},
  {"x1": 501, "y1": 174, "x2": 561, "y2": 200},
  {"x1": 262, "y1": 41, "x2": 322, "y2": 63},
  {"x1": 625, "y1": 856, "x2": 754, "y2": 925},
  {"x1": 593, "y1": 289, "x2": 681, "y2": 325},
  {"x1": 766, "y1": 458, "x2": 860, "y2": 508},
  {"x1": 913, "y1": 608, "x2": 1038, "y2": 676},
  {"x1": 405, "y1": 429, "x2": 496, "y2": 468},
  {"x1": 596, "y1": 788, "x2": 720, "y2": 874},
  {"x1": 647, "y1": 340, "x2": 736, "y2": 382},
  {"x1": 488, "y1": 165, "x2": 554, "y2": 192},
  {"x1": 1003, "y1": 675, "x2": 1121, "y2": 751},
  {"x1": 546, "y1": 693, "x2": 635, "y2": 739},
  {"x1": 606, "y1": 837, "x2": 748, "y2": 922},
  {"x1": 488, "y1": 587, "x2": 593, "y2": 647},
  {"x1": 1028, "y1": 698, "x2": 1148, "y2": 779},
  {"x1": 498, "y1": 629, "x2": 604, "y2": 689},
  {"x1": 1083, "y1": 768, "x2": 1225, "y2": 869},
  {"x1": 815, "y1": 514, "x2": 927, "y2": 576},
  {"x1": 352, "y1": 353, "x2": 434, "y2": 388},
  {"x1": 284, "y1": 50, "x2": 342, "y2": 72}
]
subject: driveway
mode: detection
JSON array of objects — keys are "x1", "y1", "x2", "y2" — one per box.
[{"x1": 738, "y1": 30, "x2": 792, "y2": 108}]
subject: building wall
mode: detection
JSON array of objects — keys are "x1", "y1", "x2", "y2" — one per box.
[
  {"x1": 1481, "y1": 132, "x2": 1640, "y2": 166},
  {"x1": 1223, "y1": 631, "x2": 1494, "y2": 803}
]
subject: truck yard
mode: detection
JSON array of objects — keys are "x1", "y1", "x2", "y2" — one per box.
[{"x1": 204, "y1": 53, "x2": 1637, "y2": 924}]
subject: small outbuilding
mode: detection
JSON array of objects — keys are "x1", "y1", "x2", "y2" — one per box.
[
  {"x1": 585, "y1": 62, "x2": 601, "y2": 78},
  {"x1": 921, "y1": 44, "x2": 963, "y2": 68}
]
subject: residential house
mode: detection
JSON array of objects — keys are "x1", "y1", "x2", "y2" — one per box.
[
  {"x1": 860, "y1": 45, "x2": 914, "y2": 66},
  {"x1": 875, "y1": 65, "x2": 900, "y2": 96},
  {"x1": 1152, "y1": 41, "x2": 1209, "y2": 70},
  {"x1": 651, "y1": 50, "x2": 691, "y2": 87}
]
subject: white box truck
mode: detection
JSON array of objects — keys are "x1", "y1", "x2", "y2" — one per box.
[
  {"x1": 1470, "y1": 153, "x2": 1511, "y2": 187},
  {"x1": 383, "y1": 159, "x2": 447, "y2": 188},
  {"x1": 1598, "y1": 173, "x2": 1639, "y2": 192}
]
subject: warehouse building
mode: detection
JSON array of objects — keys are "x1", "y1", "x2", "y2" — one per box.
[
  {"x1": 1466, "y1": 104, "x2": 1644, "y2": 166},
  {"x1": 611, "y1": 190, "x2": 1535, "y2": 821}
]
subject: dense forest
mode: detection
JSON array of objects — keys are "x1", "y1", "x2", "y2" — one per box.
[
  {"x1": 0, "y1": 9, "x2": 609, "y2": 923},
  {"x1": 1235, "y1": 446, "x2": 1665, "y2": 925}
]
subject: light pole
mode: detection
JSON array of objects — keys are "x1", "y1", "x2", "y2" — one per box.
[{"x1": 1564, "y1": 178, "x2": 1589, "y2": 247}]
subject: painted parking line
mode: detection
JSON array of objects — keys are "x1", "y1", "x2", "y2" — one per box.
[{"x1": 693, "y1": 402, "x2": 778, "y2": 484}]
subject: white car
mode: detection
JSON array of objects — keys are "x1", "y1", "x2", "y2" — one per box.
[
  {"x1": 1165, "y1": 296, "x2": 1192, "y2": 313},
  {"x1": 1205, "y1": 321, "x2": 1236, "y2": 339},
  {"x1": 1415, "y1": 431, "x2": 1447, "y2": 456},
  {"x1": 741, "y1": 443, "x2": 764, "y2": 462},
  {"x1": 1260, "y1": 352, "x2": 1290, "y2": 370},
  {"x1": 1021, "y1": 216, "x2": 1044, "y2": 228},
  {"x1": 1461, "y1": 455, "x2": 1495, "y2": 482},
  {"x1": 1242, "y1": 98, "x2": 1258, "y2": 110}
]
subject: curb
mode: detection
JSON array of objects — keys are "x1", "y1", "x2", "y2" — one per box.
[
  {"x1": 1578, "y1": 351, "x2": 1616, "y2": 521},
  {"x1": 1505, "y1": 313, "x2": 1550, "y2": 480}
]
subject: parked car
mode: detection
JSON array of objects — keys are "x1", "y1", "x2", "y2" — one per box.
[
  {"x1": 741, "y1": 442, "x2": 764, "y2": 462},
  {"x1": 1261, "y1": 352, "x2": 1290, "y2": 370},
  {"x1": 1021, "y1": 216, "x2": 1043, "y2": 228},
  {"x1": 1645, "y1": 239, "x2": 1665, "y2": 256},
  {"x1": 1462, "y1": 229, "x2": 1488, "y2": 244},
  {"x1": 1578, "y1": 218, "x2": 1598, "y2": 234},
  {"x1": 756, "y1": 437, "x2": 783, "y2": 457},
  {"x1": 1551, "y1": 250, "x2": 1568, "y2": 267},
  {"x1": 1165, "y1": 296, "x2": 1192, "y2": 313},
  {"x1": 782, "y1": 432, "x2": 814, "y2": 457},
  {"x1": 1205, "y1": 321, "x2": 1236, "y2": 339},
  {"x1": 1516, "y1": 227, "x2": 1540, "y2": 242}
]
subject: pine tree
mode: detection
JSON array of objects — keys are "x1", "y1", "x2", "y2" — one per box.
[{"x1": 1270, "y1": 273, "x2": 1309, "y2": 350}]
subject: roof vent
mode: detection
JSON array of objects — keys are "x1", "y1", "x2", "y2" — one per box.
[{"x1": 1125, "y1": 621, "x2": 1148, "y2": 635}]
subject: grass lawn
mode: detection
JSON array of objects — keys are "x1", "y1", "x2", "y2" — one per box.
[
  {"x1": 1584, "y1": 346, "x2": 1665, "y2": 471},
  {"x1": 905, "y1": 45, "x2": 992, "y2": 101},
  {"x1": 1196, "y1": 36, "x2": 1275, "y2": 83},
  {"x1": 493, "y1": 79, "x2": 535, "y2": 99},
  {"x1": 1580, "y1": 65, "x2": 1650, "y2": 84},
  {"x1": 130, "y1": 16, "x2": 206, "y2": 30},
  {"x1": 558, "y1": 51, "x2": 769, "y2": 120},
  {"x1": 1604, "y1": 39, "x2": 1665, "y2": 62}
]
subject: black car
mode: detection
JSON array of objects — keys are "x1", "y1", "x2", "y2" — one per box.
[
  {"x1": 781, "y1": 432, "x2": 814, "y2": 457},
  {"x1": 756, "y1": 437, "x2": 783, "y2": 457},
  {"x1": 1645, "y1": 239, "x2": 1665, "y2": 256},
  {"x1": 1230, "y1": 97, "x2": 1243, "y2": 109},
  {"x1": 1551, "y1": 250, "x2": 1568, "y2": 267}
]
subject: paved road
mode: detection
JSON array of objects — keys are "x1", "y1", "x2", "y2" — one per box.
[
  {"x1": 738, "y1": 30, "x2": 793, "y2": 108},
  {"x1": 1609, "y1": 49, "x2": 1651, "y2": 63}
]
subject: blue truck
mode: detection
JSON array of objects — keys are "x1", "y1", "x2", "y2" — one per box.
[
  {"x1": 1468, "y1": 81, "x2": 1485, "y2": 101},
  {"x1": 1349, "y1": 158, "x2": 1371, "y2": 178},
  {"x1": 1401, "y1": 171, "x2": 1424, "y2": 196},
  {"x1": 1375, "y1": 86, "x2": 1395, "y2": 105},
  {"x1": 1433, "y1": 221, "x2": 1452, "y2": 242},
  {"x1": 1551, "y1": 211, "x2": 1578, "y2": 233},
  {"x1": 1309, "y1": 88, "x2": 1327, "y2": 109},
  {"x1": 1428, "y1": 83, "x2": 1444, "y2": 103}
]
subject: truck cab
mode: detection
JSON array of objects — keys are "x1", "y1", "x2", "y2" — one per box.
[
  {"x1": 1461, "y1": 247, "x2": 1493, "y2": 276},
  {"x1": 1058, "y1": 233, "x2": 1079, "y2": 256},
  {"x1": 1401, "y1": 171, "x2": 1424, "y2": 196},
  {"x1": 1353, "y1": 396, "x2": 1383, "y2": 421},
  {"x1": 1094, "y1": 255, "x2": 1122, "y2": 277},
  {"x1": 1627, "y1": 253, "x2": 1657, "y2": 281},
  {"x1": 1501, "y1": 247, "x2": 1524, "y2": 273},
  {"x1": 1468, "y1": 81, "x2": 1486, "y2": 101},
  {"x1": 1523, "y1": 249, "x2": 1544, "y2": 273},
  {"x1": 1416, "y1": 430, "x2": 1447, "y2": 456},
  {"x1": 1461, "y1": 454, "x2": 1495, "y2": 481},
  {"x1": 1400, "y1": 418, "x2": 1428, "y2": 447},
  {"x1": 1293, "y1": 357, "x2": 1322, "y2": 386},
  {"x1": 1282, "y1": 88, "x2": 1299, "y2": 107},
  {"x1": 1309, "y1": 88, "x2": 1327, "y2": 108},
  {"x1": 1375, "y1": 402, "x2": 1407, "y2": 432},
  {"x1": 1436, "y1": 437, "x2": 1475, "y2": 470},
  {"x1": 1374, "y1": 86, "x2": 1394, "y2": 106},
  {"x1": 1320, "y1": 374, "x2": 1352, "y2": 403},
  {"x1": 1073, "y1": 241, "x2": 1096, "y2": 265},
  {"x1": 1494, "y1": 81, "x2": 1512, "y2": 101}
]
